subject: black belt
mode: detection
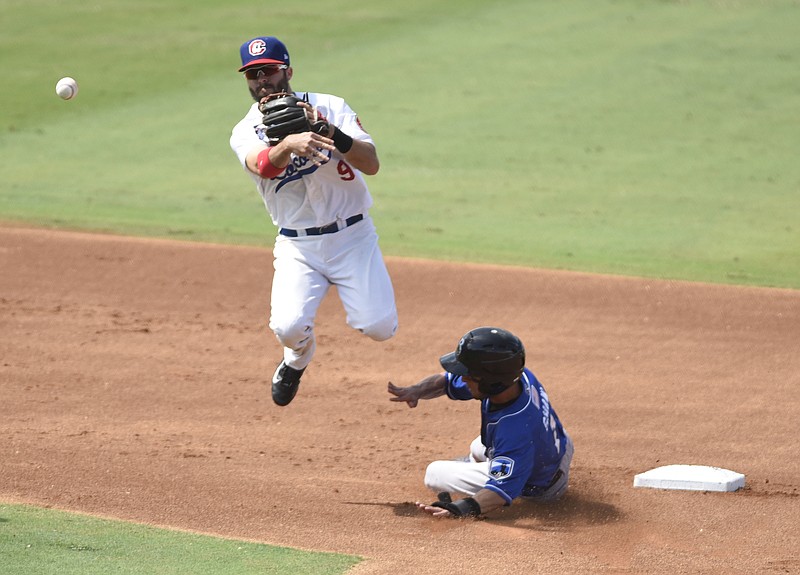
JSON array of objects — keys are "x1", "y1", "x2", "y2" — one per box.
[
  {"x1": 521, "y1": 469, "x2": 564, "y2": 497},
  {"x1": 279, "y1": 214, "x2": 363, "y2": 237}
]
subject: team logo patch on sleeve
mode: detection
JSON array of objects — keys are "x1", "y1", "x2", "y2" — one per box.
[{"x1": 489, "y1": 457, "x2": 514, "y2": 480}]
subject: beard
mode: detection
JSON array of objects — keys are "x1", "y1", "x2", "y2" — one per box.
[{"x1": 249, "y1": 72, "x2": 291, "y2": 102}]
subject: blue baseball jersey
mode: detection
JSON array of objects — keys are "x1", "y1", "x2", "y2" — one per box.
[{"x1": 445, "y1": 368, "x2": 568, "y2": 504}]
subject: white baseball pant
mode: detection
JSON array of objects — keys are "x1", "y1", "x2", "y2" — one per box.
[
  {"x1": 268, "y1": 215, "x2": 398, "y2": 369},
  {"x1": 424, "y1": 434, "x2": 574, "y2": 502}
]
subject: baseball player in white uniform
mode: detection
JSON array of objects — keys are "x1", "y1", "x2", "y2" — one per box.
[{"x1": 230, "y1": 36, "x2": 398, "y2": 406}]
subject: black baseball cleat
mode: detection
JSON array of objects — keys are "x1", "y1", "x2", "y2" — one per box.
[{"x1": 271, "y1": 361, "x2": 305, "y2": 406}]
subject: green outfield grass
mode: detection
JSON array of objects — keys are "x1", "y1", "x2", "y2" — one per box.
[
  {"x1": 2, "y1": 0, "x2": 798, "y2": 288},
  {"x1": 0, "y1": 0, "x2": 798, "y2": 570},
  {"x1": 0, "y1": 504, "x2": 359, "y2": 575}
]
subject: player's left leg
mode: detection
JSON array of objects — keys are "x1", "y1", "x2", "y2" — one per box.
[
  {"x1": 327, "y1": 216, "x2": 398, "y2": 341},
  {"x1": 423, "y1": 459, "x2": 491, "y2": 497},
  {"x1": 424, "y1": 436, "x2": 491, "y2": 495}
]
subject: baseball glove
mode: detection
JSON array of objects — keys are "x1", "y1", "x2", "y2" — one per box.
[{"x1": 258, "y1": 92, "x2": 330, "y2": 145}]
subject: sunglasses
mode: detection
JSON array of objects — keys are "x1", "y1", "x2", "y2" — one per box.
[{"x1": 244, "y1": 65, "x2": 287, "y2": 80}]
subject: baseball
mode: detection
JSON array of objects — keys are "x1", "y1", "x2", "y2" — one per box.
[{"x1": 56, "y1": 77, "x2": 78, "y2": 100}]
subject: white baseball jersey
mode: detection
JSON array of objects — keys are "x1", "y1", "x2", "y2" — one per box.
[
  {"x1": 229, "y1": 91, "x2": 398, "y2": 372},
  {"x1": 230, "y1": 92, "x2": 374, "y2": 230}
]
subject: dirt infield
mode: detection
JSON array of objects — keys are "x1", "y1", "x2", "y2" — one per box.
[{"x1": 1, "y1": 226, "x2": 798, "y2": 574}]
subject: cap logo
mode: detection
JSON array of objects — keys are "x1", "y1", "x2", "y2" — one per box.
[{"x1": 248, "y1": 39, "x2": 267, "y2": 57}]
